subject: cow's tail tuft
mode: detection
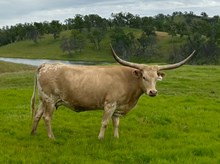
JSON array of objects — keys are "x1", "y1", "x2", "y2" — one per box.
[{"x1": 31, "y1": 70, "x2": 38, "y2": 119}]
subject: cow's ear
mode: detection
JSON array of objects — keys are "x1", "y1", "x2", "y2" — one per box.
[
  {"x1": 133, "y1": 70, "x2": 142, "y2": 79},
  {"x1": 157, "y1": 71, "x2": 165, "y2": 81}
]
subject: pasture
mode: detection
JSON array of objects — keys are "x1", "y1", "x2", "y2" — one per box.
[{"x1": 0, "y1": 62, "x2": 220, "y2": 163}]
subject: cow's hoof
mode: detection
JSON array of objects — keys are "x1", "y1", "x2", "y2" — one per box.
[{"x1": 98, "y1": 135, "x2": 104, "y2": 140}]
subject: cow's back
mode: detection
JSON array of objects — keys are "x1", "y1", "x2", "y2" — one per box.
[{"x1": 37, "y1": 63, "x2": 142, "y2": 110}]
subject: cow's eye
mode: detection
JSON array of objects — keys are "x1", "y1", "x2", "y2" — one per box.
[{"x1": 143, "y1": 76, "x2": 147, "y2": 81}]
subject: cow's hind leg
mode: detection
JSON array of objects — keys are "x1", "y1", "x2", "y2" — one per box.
[
  {"x1": 43, "y1": 101, "x2": 55, "y2": 139},
  {"x1": 98, "y1": 102, "x2": 116, "y2": 140},
  {"x1": 112, "y1": 116, "x2": 120, "y2": 138},
  {"x1": 31, "y1": 102, "x2": 44, "y2": 135}
]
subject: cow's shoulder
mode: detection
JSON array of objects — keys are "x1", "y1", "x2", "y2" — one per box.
[{"x1": 37, "y1": 63, "x2": 66, "y2": 73}]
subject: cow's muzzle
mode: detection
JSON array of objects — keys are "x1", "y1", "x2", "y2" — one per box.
[{"x1": 148, "y1": 90, "x2": 157, "y2": 97}]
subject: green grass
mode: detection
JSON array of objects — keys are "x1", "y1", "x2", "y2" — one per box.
[
  {"x1": 0, "y1": 62, "x2": 220, "y2": 163},
  {"x1": 0, "y1": 61, "x2": 35, "y2": 73}
]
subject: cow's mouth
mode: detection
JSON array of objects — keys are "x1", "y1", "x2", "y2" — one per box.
[
  {"x1": 145, "y1": 92, "x2": 156, "y2": 97},
  {"x1": 149, "y1": 94, "x2": 157, "y2": 97}
]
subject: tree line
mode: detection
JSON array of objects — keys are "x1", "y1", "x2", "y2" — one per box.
[{"x1": 0, "y1": 11, "x2": 220, "y2": 64}]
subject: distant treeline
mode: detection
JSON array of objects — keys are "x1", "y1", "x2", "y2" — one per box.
[{"x1": 0, "y1": 11, "x2": 220, "y2": 64}]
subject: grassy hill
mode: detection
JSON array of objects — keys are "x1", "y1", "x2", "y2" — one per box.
[
  {"x1": 0, "y1": 29, "x2": 183, "y2": 63},
  {"x1": 0, "y1": 61, "x2": 35, "y2": 73}
]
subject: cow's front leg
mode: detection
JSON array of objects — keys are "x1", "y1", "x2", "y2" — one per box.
[
  {"x1": 112, "y1": 116, "x2": 120, "y2": 138},
  {"x1": 98, "y1": 102, "x2": 116, "y2": 140}
]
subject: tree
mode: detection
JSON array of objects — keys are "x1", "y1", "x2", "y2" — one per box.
[
  {"x1": 111, "y1": 12, "x2": 127, "y2": 27},
  {"x1": 34, "y1": 22, "x2": 46, "y2": 37},
  {"x1": 88, "y1": 28, "x2": 106, "y2": 50},
  {"x1": 142, "y1": 25, "x2": 156, "y2": 36},
  {"x1": 129, "y1": 15, "x2": 142, "y2": 28},
  {"x1": 73, "y1": 14, "x2": 84, "y2": 32},
  {"x1": 84, "y1": 15, "x2": 92, "y2": 32},
  {"x1": 9, "y1": 24, "x2": 26, "y2": 41},
  {"x1": 154, "y1": 13, "x2": 167, "y2": 31},
  {"x1": 137, "y1": 33, "x2": 148, "y2": 51},
  {"x1": 110, "y1": 27, "x2": 135, "y2": 59},
  {"x1": 124, "y1": 12, "x2": 135, "y2": 26},
  {"x1": 84, "y1": 14, "x2": 106, "y2": 31},
  {"x1": 137, "y1": 32, "x2": 157, "y2": 58},
  {"x1": 176, "y1": 22, "x2": 187, "y2": 37},
  {"x1": 71, "y1": 29, "x2": 85, "y2": 52},
  {"x1": 26, "y1": 24, "x2": 39, "y2": 43},
  {"x1": 141, "y1": 16, "x2": 154, "y2": 30},
  {"x1": 60, "y1": 29, "x2": 85, "y2": 56},
  {"x1": 64, "y1": 18, "x2": 74, "y2": 30},
  {"x1": 49, "y1": 20, "x2": 62, "y2": 39},
  {"x1": 60, "y1": 37, "x2": 71, "y2": 55},
  {"x1": 0, "y1": 29, "x2": 10, "y2": 46}
]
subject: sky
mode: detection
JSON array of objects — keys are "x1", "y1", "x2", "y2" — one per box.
[{"x1": 1, "y1": 0, "x2": 220, "y2": 28}]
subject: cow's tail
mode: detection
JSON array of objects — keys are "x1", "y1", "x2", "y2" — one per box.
[{"x1": 31, "y1": 69, "x2": 38, "y2": 119}]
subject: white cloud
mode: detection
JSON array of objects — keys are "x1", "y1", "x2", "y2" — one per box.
[{"x1": 0, "y1": 0, "x2": 220, "y2": 27}]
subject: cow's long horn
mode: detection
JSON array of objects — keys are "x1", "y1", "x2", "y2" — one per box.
[
  {"x1": 111, "y1": 45, "x2": 142, "y2": 69},
  {"x1": 158, "y1": 50, "x2": 196, "y2": 70}
]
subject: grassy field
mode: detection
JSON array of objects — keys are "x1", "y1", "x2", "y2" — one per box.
[{"x1": 0, "y1": 61, "x2": 220, "y2": 163}]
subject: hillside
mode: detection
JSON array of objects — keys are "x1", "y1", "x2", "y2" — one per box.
[
  {"x1": 0, "y1": 61, "x2": 35, "y2": 74},
  {"x1": 0, "y1": 29, "x2": 183, "y2": 63}
]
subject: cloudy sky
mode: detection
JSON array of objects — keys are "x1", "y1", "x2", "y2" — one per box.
[{"x1": 1, "y1": 0, "x2": 220, "y2": 28}]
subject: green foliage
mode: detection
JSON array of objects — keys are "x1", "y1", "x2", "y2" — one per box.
[
  {"x1": 26, "y1": 24, "x2": 39, "y2": 43},
  {"x1": 88, "y1": 28, "x2": 106, "y2": 50},
  {"x1": 72, "y1": 14, "x2": 84, "y2": 32},
  {"x1": 110, "y1": 27, "x2": 137, "y2": 59},
  {"x1": 0, "y1": 62, "x2": 220, "y2": 163},
  {"x1": 60, "y1": 30, "x2": 86, "y2": 55},
  {"x1": 49, "y1": 20, "x2": 62, "y2": 39},
  {"x1": 137, "y1": 32, "x2": 157, "y2": 58}
]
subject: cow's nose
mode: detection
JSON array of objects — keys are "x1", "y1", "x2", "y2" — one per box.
[{"x1": 149, "y1": 90, "x2": 157, "y2": 97}]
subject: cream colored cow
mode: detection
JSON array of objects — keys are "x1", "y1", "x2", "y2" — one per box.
[{"x1": 31, "y1": 46, "x2": 195, "y2": 139}]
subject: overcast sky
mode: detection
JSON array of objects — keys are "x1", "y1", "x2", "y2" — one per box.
[{"x1": 1, "y1": 0, "x2": 220, "y2": 28}]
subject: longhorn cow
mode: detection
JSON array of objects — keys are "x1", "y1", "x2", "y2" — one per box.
[{"x1": 31, "y1": 46, "x2": 195, "y2": 139}]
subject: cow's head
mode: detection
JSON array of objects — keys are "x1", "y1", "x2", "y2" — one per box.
[{"x1": 111, "y1": 45, "x2": 195, "y2": 97}]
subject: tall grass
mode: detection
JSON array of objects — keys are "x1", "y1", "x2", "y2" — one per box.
[{"x1": 0, "y1": 62, "x2": 220, "y2": 163}]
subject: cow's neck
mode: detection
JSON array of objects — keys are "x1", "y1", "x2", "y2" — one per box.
[{"x1": 115, "y1": 88, "x2": 143, "y2": 116}]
